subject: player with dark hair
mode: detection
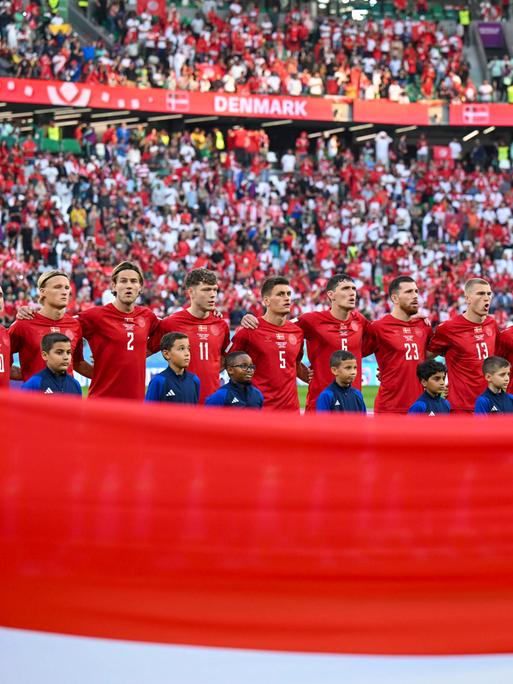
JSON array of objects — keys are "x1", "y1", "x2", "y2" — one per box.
[
  {"x1": 148, "y1": 268, "x2": 230, "y2": 403},
  {"x1": 408, "y1": 359, "x2": 450, "y2": 415},
  {"x1": 364, "y1": 276, "x2": 432, "y2": 413},
  {"x1": 428, "y1": 278, "x2": 499, "y2": 413},
  {"x1": 315, "y1": 350, "x2": 367, "y2": 413},
  {"x1": 21, "y1": 333, "x2": 82, "y2": 395},
  {"x1": 239, "y1": 273, "x2": 371, "y2": 411},
  {"x1": 474, "y1": 356, "x2": 513, "y2": 414},
  {"x1": 77, "y1": 261, "x2": 159, "y2": 400},
  {"x1": 205, "y1": 351, "x2": 264, "y2": 408},
  {"x1": 10, "y1": 269, "x2": 91, "y2": 382},
  {"x1": 228, "y1": 276, "x2": 304, "y2": 411},
  {"x1": 0, "y1": 285, "x2": 10, "y2": 389},
  {"x1": 145, "y1": 332, "x2": 200, "y2": 404}
]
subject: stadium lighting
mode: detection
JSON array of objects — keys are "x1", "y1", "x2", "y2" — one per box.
[
  {"x1": 54, "y1": 111, "x2": 85, "y2": 120},
  {"x1": 91, "y1": 110, "x2": 131, "y2": 119},
  {"x1": 147, "y1": 114, "x2": 183, "y2": 122},
  {"x1": 308, "y1": 126, "x2": 346, "y2": 139},
  {"x1": 183, "y1": 116, "x2": 219, "y2": 123},
  {"x1": 261, "y1": 119, "x2": 293, "y2": 127},
  {"x1": 483, "y1": 126, "x2": 496, "y2": 135},
  {"x1": 349, "y1": 123, "x2": 374, "y2": 131},
  {"x1": 395, "y1": 125, "x2": 417, "y2": 133},
  {"x1": 462, "y1": 130, "x2": 479, "y2": 142},
  {"x1": 0, "y1": 111, "x2": 32, "y2": 119},
  {"x1": 355, "y1": 133, "x2": 377, "y2": 142}
]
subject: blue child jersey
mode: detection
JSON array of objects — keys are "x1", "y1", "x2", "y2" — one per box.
[
  {"x1": 474, "y1": 388, "x2": 513, "y2": 414},
  {"x1": 22, "y1": 367, "x2": 82, "y2": 396},
  {"x1": 205, "y1": 380, "x2": 264, "y2": 408},
  {"x1": 145, "y1": 367, "x2": 200, "y2": 404},
  {"x1": 408, "y1": 390, "x2": 451, "y2": 415},
  {"x1": 315, "y1": 382, "x2": 367, "y2": 413}
]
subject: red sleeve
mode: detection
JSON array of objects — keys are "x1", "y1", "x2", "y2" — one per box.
[
  {"x1": 73, "y1": 336, "x2": 84, "y2": 364},
  {"x1": 228, "y1": 326, "x2": 250, "y2": 353},
  {"x1": 7, "y1": 320, "x2": 22, "y2": 358},
  {"x1": 497, "y1": 328, "x2": 513, "y2": 357},
  {"x1": 296, "y1": 330, "x2": 305, "y2": 362},
  {"x1": 148, "y1": 311, "x2": 160, "y2": 336},
  {"x1": 296, "y1": 315, "x2": 310, "y2": 336},
  {"x1": 428, "y1": 322, "x2": 449, "y2": 355},
  {"x1": 222, "y1": 321, "x2": 231, "y2": 356},
  {"x1": 148, "y1": 319, "x2": 164, "y2": 355},
  {"x1": 362, "y1": 321, "x2": 378, "y2": 357},
  {"x1": 77, "y1": 309, "x2": 94, "y2": 340}
]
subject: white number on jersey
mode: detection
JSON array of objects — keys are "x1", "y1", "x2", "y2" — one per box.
[
  {"x1": 341, "y1": 338, "x2": 348, "y2": 351},
  {"x1": 476, "y1": 342, "x2": 489, "y2": 360},
  {"x1": 404, "y1": 342, "x2": 419, "y2": 361},
  {"x1": 127, "y1": 332, "x2": 134, "y2": 351},
  {"x1": 279, "y1": 350, "x2": 286, "y2": 369},
  {"x1": 0, "y1": 353, "x2": 3, "y2": 373},
  {"x1": 199, "y1": 341, "x2": 209, "y2": 361}
]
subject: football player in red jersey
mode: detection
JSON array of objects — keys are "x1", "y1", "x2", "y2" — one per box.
[
  {"x1": 228, "y1": 276, "x2": 304, "y2": 411},
  {"x1": 498, "y1": 325, "x2": 513, "y2": 395},
  {"x1": 364, "y1": 276, "x2": 433, "y2": 414},
  {"x1": 0, "y1": 285, "x2": 10, "y2": 389},
  {"x1": 148, "y1": 268, "x2": 230, "y2": 403},
  {"x1": 239, "y1": 273, "x2": 371, "y2": 411},
  {"x1": 428, "y1": 278, "x2": 499, "y2": 413},
  {"x1": 78, "y1": 261, "x2": 159, "y2": 400},
  {"x1": 10, "y1": 270, "x2": 92, "y2": 382}
]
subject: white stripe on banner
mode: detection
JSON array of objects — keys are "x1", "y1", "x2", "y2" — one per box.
[{"x1": 2, "y1": 628, "x2": 513, "y2": 684}]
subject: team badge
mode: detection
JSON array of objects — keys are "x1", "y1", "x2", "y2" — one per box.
[
  {"x1": 289, "y1": 334, "x2": 297, "y2": 345},
  {"x1": 350, "y1": 321, "x2": 359, "y2": 332}
]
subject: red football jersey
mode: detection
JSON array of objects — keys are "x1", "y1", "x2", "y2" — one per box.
[
  {"x1": 229, "y1": 317, "x2": 304, "y2": 411},
  {"x1": 0, "y1": 324, "x2": 10, "y2": 389},
  {"x1": 429, "y1": 314, "x2": 499, "y2": 412},
  {"x1": 149, "y1": 310, "x2": 230, "y2": 403},
  {"x1": 297, "y1": 309, "x2": 372, "y2": 411},
  {"x1": 365, "y1": 314, "x2": 433, "y2": 414},
  {"x1": 79, "y1": 303, "x2": 159, "y2": 400},
  {"x1": 499, "y1": 327, "x2": 513, "y2": 394},
  {"x1": 8, "y1": 312, "x2": 84, "y2": 381}
]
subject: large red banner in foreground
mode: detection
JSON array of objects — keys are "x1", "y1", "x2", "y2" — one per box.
[{"x1": 2, "y1": 390, "x2": 513, "y2": 655}]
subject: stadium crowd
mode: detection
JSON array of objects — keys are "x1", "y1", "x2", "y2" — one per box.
[
  {"x1": 0, "y1": 0, "x2": 484, "y2": 103},
  {"x1": 2, "y1": 122, "x2": 513, "y2": 332}
]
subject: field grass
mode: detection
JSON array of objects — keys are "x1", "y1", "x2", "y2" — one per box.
[
  {"x1": 298, "y1": 385, "x2": 378, "y2": 409},
  {"x1": 83, "y1": 385, "x2": 379, "y2": 408}
]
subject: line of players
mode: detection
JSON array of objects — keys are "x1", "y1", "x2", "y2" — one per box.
[{"x1": 1, "y1": 262, "x2": 513, "y2": 414}]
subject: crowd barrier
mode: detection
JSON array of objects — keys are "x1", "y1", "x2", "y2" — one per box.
[{"x1": 1, "y1": 389, "x2": 513, "y2": 655}]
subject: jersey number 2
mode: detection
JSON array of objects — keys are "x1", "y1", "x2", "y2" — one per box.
[{"x1": 127, "y1": 332, "x2": 134, "y2": 351}]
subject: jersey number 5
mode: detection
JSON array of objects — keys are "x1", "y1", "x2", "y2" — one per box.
[
  {"x1": 279, "y1": 350, "x2": 286, "y2": 369},
  {"x1": 404, "y1": 342, "x2": 419, "y2": 360},
  {"x1": 127, "y1": 332, "x2": 134, "y2": 351}
]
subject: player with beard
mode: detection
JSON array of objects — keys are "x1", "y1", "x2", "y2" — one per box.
[
  {"x1": 364, "y1": 276, "x2": 432, "y2": 414},
  {"x1": 240, "y1": 273, "x2": 372, "y2": 411},
  {"x1": 428, "y1": 278, "x2": 499, "y2": 413},
  {"x1": 148, "y1": 268, "x2": 230, "y2": 403}
]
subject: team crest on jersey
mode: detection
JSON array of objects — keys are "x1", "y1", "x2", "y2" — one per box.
[
  {"x1": 210, "y1": 325, "x2": 221, "y2": 336},
  {"x1": 350, "y1": 321, "x2": 359, "y2": 331},
  {"x1": 403, "y1": 327, "x2": 411, "y2": 334},
  {"x1": 474, "y1": 326, "x2": 483, "y2": 333},
  {"x1": 288, "y1": 334, "x2": 297, "y2": 345},
  {"x1": 485, "y1": 327, "x2": 493, "y2": 337},
  {"x1": 198, "y1": 325, "x2": 208, "y2": 332},
  {"x1": 276, "y1": 333, "x2": 285, "y2": 340},
  {"x1": 415, "y1": 327, "x2": 424, "y2": 338},
  {"x1": 137, "y1": 318, "x2": 146, "y2": 328},
  {"x1": 124, "y1": 318, "x2": 134, "y2": 323},
  {"x1": 50, "y1": 327, "x2": 61, "y2": 333}
]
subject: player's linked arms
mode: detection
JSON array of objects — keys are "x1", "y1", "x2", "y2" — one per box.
[
  {"x1": 241, "y1": 314, "x2": 259, "y2": 329},
  {"x1": 16, "y1": 305, "x2": 39, "y2": 320}
]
